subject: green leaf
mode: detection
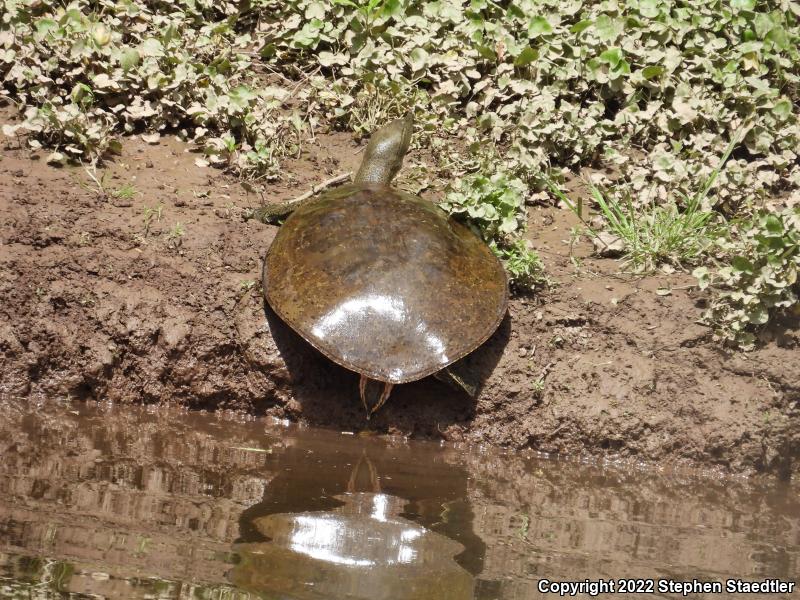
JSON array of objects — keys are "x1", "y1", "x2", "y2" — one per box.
[
  {"x1": 762, "y1": 214, "x2": 783, "y2": 236},
  {"x1": 594, "y1": 15, "x2": 623, "y2": 42},
  {"x1": 318, "y1": 51, "x2": 341, "y2": 67},
  {"x1": 731, "y1": 0, "x2": 756, "y2": 10},
  {"x1": 747, "y1": 307, "x2": 769, "y2": 325},
  {"x1": 641, "y1": 65, "x2": 665, "y2": 79},
  {"x1": 570, "y1": 19, "x2": 592, "y2": 34},
  {"x1": 765, "y1": 26, "x2": 789, "y2": 50},
  {"x1": 70, "y1": 83, "x2": 93, "y2": 105},
  {"x1": 692, "y1": 266, "x2": 710, "y2": 286},
  {"x1": 737, "y1": 41, "x2": 762, "y2": 54},
  {"x1": 772, "y1": 98, "x2": 792, "y2": 118},
  {"x1": 731, "y1": 256, "x2": 755, "y2": 273},
  {"x1": 614, "y1": 59, "x2": 631, "y2": 76},
  {"x1": 499, "y1": 215, "x2": 518, "y2": 233},
  {"x1": 753, "y1": 13, "x2": 777, "y2": 39},
  {"x1": 528, "y1": 16, "x2": 553, "y2": 37},
  {"x1": 409, "y1": 47, "x2": 428, "y2": 71},
  {"x1": 292, "y1": 20, "x2": 323, "y2": 47},
  {"x1": 599, "y1": 47, "x2": 623, "y2": 68},
  {"x1": 476, "y1": 45, "x2": 496, "y2": 60},
  {"x1": 35, "y1": 19, "x2": 58, "y2": 37},
  {"x1": 638, "y1": 0, "x2": 661, "y2": 18},
  {"x1": 380, "y1": 0, "x2": 403, "y2": 18},
  {"x1": 119, "y1": 47, "x2": 140, "y2": 71},
  {"x1": 305, "y1": 2, "x2": 327, "y2": 19},
  {"x1": 138, "y1": 38, "x2": 164, "y2": 57},
  {"x1": 229, "y1": 85, "x2": 257, "y2": 110},
  {"x1": 514, "y1": 46, "x2": 538, "y2": 67},
  {"x1": 259, "y1": 43, "x2": 276, "y2": 58},
  {"x1": 107, "y1": 139, "x2": 122, "y2": 155}
]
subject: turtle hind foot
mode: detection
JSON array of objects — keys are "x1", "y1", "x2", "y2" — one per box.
[
  {"x1": 359, "y1": 376, "x2": 394, "y2": 419},
  {"x1": 434, "y1": 365, "x2": 478, "y2": 398}
]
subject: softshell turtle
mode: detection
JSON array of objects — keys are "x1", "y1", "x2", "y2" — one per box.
[{"x1": 261, "y1": 114, "x2": 508, "y2": 415}]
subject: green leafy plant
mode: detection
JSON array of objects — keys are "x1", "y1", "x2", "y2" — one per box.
[
  {"x1": 596, "y1": 189, "x2": 716, "y2": 272},
  {"x1": 440, "y1": 170, "x2": 545, "y2": 290},
  {"x1": 78, "y1": 162, "x2": 111, "y2": 197},
  {"x1": 441, "y1": 172, "x2": 528, "y2": 240},
  {"x1": 694, "y1": 207, "x2": 799, "y2": 349},
  {"x1": 4, "y1": 0, "x2": 800, "y2": 207},
  {"x1": 325, "y1": 79, "x2": 427, "y2": 137},
  {"x1": 546, "y1": 138, "x2": 739, "y2": 272},
  {"x1": 1, "y1": 0, "x2": 304, "y2": 179},
  {"x1": 265, "y1": 0, "x2": 800, "y2": 212},
  {"x1": 547, "y1": 179, "x2": 720, "y2": 272},
  {"x1": 331, "y1": 0, "x2": 386, "y2": 34},
  {"x1": 490, "y1": 239, "x2": 547, "y2": 291}
]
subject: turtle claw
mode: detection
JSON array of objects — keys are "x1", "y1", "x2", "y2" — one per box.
[
  {"x1": 369, "y1": 383, "x2": 394, "y2": 418},
  {"x1": 359, "y1": 375, "x2": 394, "y2": 419}
]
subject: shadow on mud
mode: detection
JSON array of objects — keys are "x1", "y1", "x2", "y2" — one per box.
[{"x1": 263, "y1": 301, "x2": 511, "y2": 434}]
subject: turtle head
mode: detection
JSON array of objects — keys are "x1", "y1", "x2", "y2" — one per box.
[{"x1": 353, "y1": 112, "x2": 413, "y2": 186}]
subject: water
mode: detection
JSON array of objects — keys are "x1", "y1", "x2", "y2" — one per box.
[{"x1": 0, "y1": 401, "x2": 796, "y2": 599}]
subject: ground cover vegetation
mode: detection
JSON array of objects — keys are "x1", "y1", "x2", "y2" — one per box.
[{"x1": 1, "y1": 0, "x2": 798, "y2": 348}]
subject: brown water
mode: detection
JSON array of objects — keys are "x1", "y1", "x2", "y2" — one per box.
[{"x1": 0, "y1": 401, "x2": 797, "y2": 600}]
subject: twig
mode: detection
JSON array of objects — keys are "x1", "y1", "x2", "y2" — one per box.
[
  {"x1": 285, "y1": 66, "x2": 322, "y2": 102},
  {"x1": 290, "y1": 171, "x2": 352, "y2": 205},
  {"x1": 250, "y1": 171, "x2": 354, "y2": 224},
  {"x1": 538, "y1": 361, "x2": 555, "y2": 383}
]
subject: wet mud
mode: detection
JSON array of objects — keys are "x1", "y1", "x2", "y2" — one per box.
[
  {"x1": 0, "y1": 110, "x2": 799, "y2": 477},
  {"x1": 0, "y1": 401, "x2": 797, "y2": 599}
]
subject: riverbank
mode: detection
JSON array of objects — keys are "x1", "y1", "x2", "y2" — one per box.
[{"x1": 1, "y1": 127, "x2": 797, "y2": 478}]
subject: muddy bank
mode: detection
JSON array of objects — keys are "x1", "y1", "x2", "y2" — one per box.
[{"x1": 0, "y1": 123, "x2": 798, "y2": 478}]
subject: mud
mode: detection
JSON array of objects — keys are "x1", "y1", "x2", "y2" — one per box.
[{"x1": 1, "y1": 108, "x2": 798, "y2": 478}]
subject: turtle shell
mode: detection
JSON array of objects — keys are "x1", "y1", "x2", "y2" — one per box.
[{"x1": 263, "y1": 183, "x2": 508, "y2": 384}]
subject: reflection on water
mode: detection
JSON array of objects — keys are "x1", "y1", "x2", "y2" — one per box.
[
  {"x1": 0, "y1": 400, "x2": 797, "y2": 599},
  {"x1": 234, "y1": 491, "x2": 473, "y2": 599}
]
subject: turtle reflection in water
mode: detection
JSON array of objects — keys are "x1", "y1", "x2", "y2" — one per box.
[
  {"x1": 232, "y1": 457, "x2": 474, "y2": 600},
  {"x1": 259, "y1": 113, "x2": 508, "y2": 415}
]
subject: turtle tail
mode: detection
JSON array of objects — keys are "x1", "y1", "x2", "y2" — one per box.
[{"x1": 353, "y1": 112, "x2": 413, "y2": 186}]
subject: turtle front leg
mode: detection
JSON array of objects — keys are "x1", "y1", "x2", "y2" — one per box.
[
  {"x1": 359, "y1": 375, "x2": 395, "y2": 418},
  {"x1": 249, "y1": 200, "x2": 303, "y2": 224}
]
